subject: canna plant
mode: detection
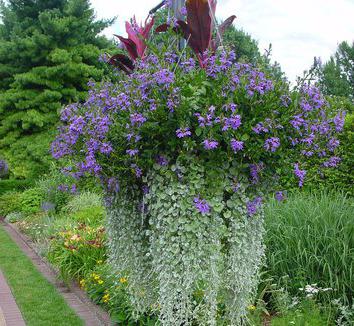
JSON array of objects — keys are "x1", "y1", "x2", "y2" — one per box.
[
  {"x1": 156, "y1": 0, "x2": 236, "y2": 65},
  {"x1": 109, "y1": 16, "x2": 154, "y2": 73}
]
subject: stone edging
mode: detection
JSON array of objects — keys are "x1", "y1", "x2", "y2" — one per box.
[{"x1": 1, "y1": 221, "x2": 112, "y2": 326}]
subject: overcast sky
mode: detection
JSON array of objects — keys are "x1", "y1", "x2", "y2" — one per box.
[{"x1": 91, "y1": 0, "x2": 354, "y2": 82}]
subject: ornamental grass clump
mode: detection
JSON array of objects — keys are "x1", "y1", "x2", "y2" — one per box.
[{"x1": 51, "y1": 0, "x2": 344, "y2": 324}]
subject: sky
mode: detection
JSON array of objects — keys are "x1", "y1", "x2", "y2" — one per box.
[{"x1": 91, "y1": 0, "x2": 354, "y2": 82}]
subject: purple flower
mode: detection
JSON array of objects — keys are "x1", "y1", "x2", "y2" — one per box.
[
  {"x1": 249, "y1": 163, "x2": 263, "y2": 184},
  {"x1": 333, "y1": 111, "x2": 346, "y2": 132},
  {"x1": 247, "y1": 197, "x2": 262, "y2": 216},
  {"x1": 323, "y1": 156, "x2": 341, "y2": 168},
  {"x1": 176, "y1": 128, "x2": 192, "y2": 138},
  {"x1": 126, "y1": 149, "x2": 139, "y2": 157},
  {"x1": 222, "y1": 115, "x2": 241, "y2": 131},
  {"x1": 327, "y1": 138, "x2": 340, "y2": 152},
  {"x1": 98, "y1": 53, "x2": 109, "y2": 63},
  {"x1": 106, "y1": 177, "x2": 120, "y2": 194},
  {"x1": 180, "y1": 58, "x2": 196, "y2": 73},
  {"x1": 294, "y1": 163, "x2": 306, "y2": 187},
  {"x1": 230, "y1": 139, "x2": 244, "y2": 153},
  {"x1": 301, "y1": 150, "x2": 314, "y2": 157},
  {"x1": 202, "y1": 139, "x2": 219, "y2": 150},
  {"x1": 154, "y1": 69, "x2": 174, "y2": 86},
  {"x1": 193, "y1": 197, "x2": 210, "y2": 215},
  {"x1": 231, "y1": 181, "x2": 241, "y2": 192},
  {"x1": 252, "y1": 122, "x2": 269, "y2": 134},
  {"x1": 275, "y1": 191, "x2": 285, "y2": 202},
  {"x1": 130, "y1": 113, "x2": 146, "y2": 126},
  {"x1": 131, "y1": 164, "x2": 142, "y2": 178},
  {"x1": 100, "y1": 143, "x2": 113, "y2": 155},
  {"x1": 71, "y1": 184, "x2": 78, "y2": 194},
  {"x1": 280, "y1": 95, "x2": 291, "y2": 107},
  {"x1": 290, "y1": 115, "x2": 306, "y2": 130},
  {"x1": 180, "y1": 6, "x2": 187, "y2": 16},
  {"x1": 69, "y1": 116, "x2": 86, "y2": 134},
  {"x1": 57, "y1": 184, "x2": 69, "y2": 192},
  {"x1": 156, "y1": 155, "x2": 168, "y2": 166},
  {"x1": 301, "y1": 133, "x2": 315, "y2": 146},
  {"x1": 264, "y1": 137, "x2": 280, "y2": 152}
]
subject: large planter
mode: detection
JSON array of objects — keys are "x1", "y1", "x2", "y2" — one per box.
[{"x1": 107, "y1": 157, "x2": 265, "y2": 325}]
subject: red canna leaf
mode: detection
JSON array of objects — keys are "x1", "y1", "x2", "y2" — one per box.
[
  {"x1": 213, "y1": 15, "x2": 237, "y2": 50},
  {"x1": 125, "y1": 16, "x2": 154, "y2": 58},
  {"x1": 114, "y1": 35, "x2": 138, "y2": 61},
  {"x1": 141, "y1": 16, "x2": 155, "y2": 39},
  {"x1": 109, "y1": 54, "x2": 135, "y2": 74},
  {"x1": 185, "y1": 0, "x2": 212, "y2": 54},
  {"x1": 219, "y1": 15, "x2": 237, "y2": 35}
]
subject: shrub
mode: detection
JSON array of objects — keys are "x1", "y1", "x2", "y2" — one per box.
[
  {"x1": 47, "y1": 224, "x2": 106, "y2": 280},
  {"x1": 264, "y1": 191, "x2": 354, "y2": 305},
  {"x1": 20, "y1": 187, "x2": 45, "y2": 214},
  {"x1": 0, "y1": 191, "x2": 23, "y2": 216},
  {"x1": 280, "y1": 96, "x2": 354, "y2": 195},
  {"x1": 36, "y1": 165, "x2": 74, "y2": 212},
  {"x1": 0, "y1": 179, "x2": 34, "y2": 196}
]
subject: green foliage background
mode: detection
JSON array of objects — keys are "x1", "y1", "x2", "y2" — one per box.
[{"x1": 0, "y1": 0, "x2": 114, "y2": 178}]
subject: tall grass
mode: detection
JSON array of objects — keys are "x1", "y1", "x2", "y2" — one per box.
[{"x1": 264, "y1": 191, "x2": 354, "y2": 305}]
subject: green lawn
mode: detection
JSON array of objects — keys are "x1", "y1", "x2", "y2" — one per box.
[{"x1": 0, "y1": 224, "x2": 83, "y2": 326}]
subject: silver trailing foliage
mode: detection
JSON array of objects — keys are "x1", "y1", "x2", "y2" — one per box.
[{"x1": 107, "y1": 157, "x2": 265, "y2": 325}]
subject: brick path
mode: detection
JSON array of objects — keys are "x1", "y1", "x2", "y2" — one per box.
[
  {"x1": 0, "y1": 270, "x2": 26, "y2": 326},
  {"x1": 0, "y1": 222, "x2": 111, "y2": 326}
]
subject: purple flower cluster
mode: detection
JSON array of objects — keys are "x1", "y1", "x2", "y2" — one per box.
[
  {"x1": 195, "y1": 106, "x2": 218, "y2": 128},
  {"x1": 194, "y1": 197, "x2": 210, "y2": 215},
  {"x1": 323, "y1": 156, "x2": 341, "y2": 168},
  {"x1": 294, "y1": 163, "x2": 306, "y2": 187},
  {"x1": 51, "y1": 48, "x2": 344, "y2": 194},
  {"x1": 247, "y1": 197, "x2": 262, "y2": 216},
  {"x1": 230, "y1": 139, "x2": 244, "y2": 153},
  {"x1": 176, "y1": 128, "x2": 191, "y2": 138},
  {"x1": 264, "y1": 137, "x2": 280, "y2": 152},
  {"x1": 249, "y1": 163, "x2": 264, "y2": 185},
  {"x1": 126, "y1": 149, "x2": 139, "y2": 157},
  {"x1": 156, "y1": 155, "x2": 168, "y2": 166},
  {"x1": 222, "y1": 115, "x2": 241, "y2": 131},
  {"x1": 275, "y1": 191, "x2": 285, "y2": 202},
  {"x1": 288, "y1": 85, "x2": 344, "y2": 174},
  {"x1": 202, "y1": 139, "x2": 219, "y2": 150},
  {"x1": 246, "y1": 70, "x2": 274, "y2": 97}
]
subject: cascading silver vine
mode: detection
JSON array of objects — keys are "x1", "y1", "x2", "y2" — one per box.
[{"x1": 107, "y1": 159, "x2": 265, "y2": 325}]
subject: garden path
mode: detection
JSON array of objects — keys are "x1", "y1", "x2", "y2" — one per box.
[{"x1": 0, "y1": 270, "x2": 26, "y2": 326}]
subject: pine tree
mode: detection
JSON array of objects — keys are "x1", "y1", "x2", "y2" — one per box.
[{"x1": 0, "y1": 0, "x2": 113, "y2": 178}]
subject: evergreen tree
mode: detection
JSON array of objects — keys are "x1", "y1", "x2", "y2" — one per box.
[
  {"x1": 0, "y1": 0, "x2": 113, "y2": 178},
  {"x1": 318, "y1": 41, "x2": 354, "y2": 100},
  {"x1": 223, "y1": 25, "x2": 261, "y2": 63}
]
